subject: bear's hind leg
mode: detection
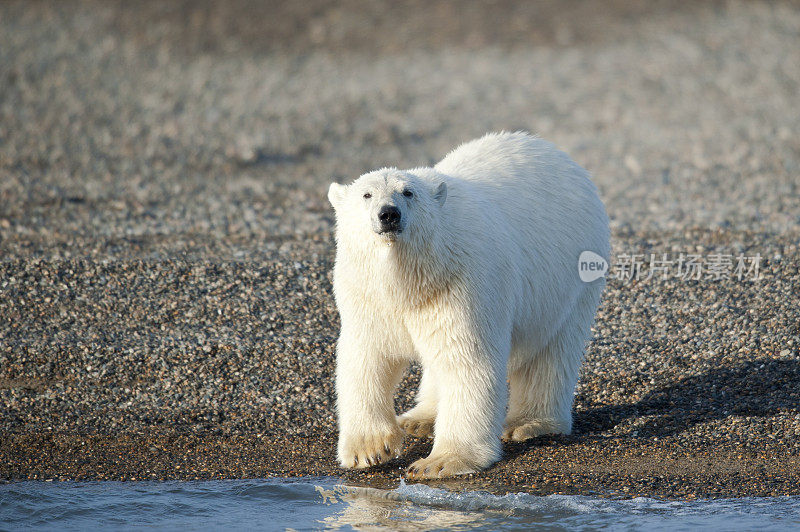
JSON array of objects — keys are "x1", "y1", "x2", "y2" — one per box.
[
  {"x1": 503, "y1": 301, "x2": 596, "y2": 441},
  {"x1": 397, "y1": 368, "x2": 437, "y2": 438}
]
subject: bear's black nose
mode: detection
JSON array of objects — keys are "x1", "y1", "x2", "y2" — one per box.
[{"x1": 378, "y1": 205, "x2": 401, "y2": 230}]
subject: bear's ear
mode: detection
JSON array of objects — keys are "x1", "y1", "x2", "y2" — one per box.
[
  {"x1": 433, "y1": 182, "x2": 447, "y2": 206},
  {"x1": 328, "y1": 183, "x2": 346, "y2": 208}
]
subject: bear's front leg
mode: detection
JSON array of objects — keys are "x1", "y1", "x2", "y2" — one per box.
[
  {"x1": 336, "y1": 329, "x2": 406, "y2": 469},
  {"x1": 405, "y1": 335, "x2": 509, "y2": 479}
]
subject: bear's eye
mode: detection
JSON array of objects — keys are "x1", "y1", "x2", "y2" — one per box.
[
  {"x1": 363, "y1": 192, "x2": 372, "y2": 199},
  {"x1": 402, "y1": 189, "x2": 413, "y2": 198}
]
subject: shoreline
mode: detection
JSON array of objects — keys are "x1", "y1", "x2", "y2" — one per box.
[{"x1": 3, "y1": 429, "x2": 798, "y2": 500}]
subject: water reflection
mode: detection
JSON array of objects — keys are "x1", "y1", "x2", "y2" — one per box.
[{"x1": 316, "y1": 484, "x2": 499, "y2": 531}]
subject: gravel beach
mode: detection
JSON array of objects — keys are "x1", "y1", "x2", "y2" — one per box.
[{"x1": 1, "y1": 0, "x2": 799, "y2": 499}]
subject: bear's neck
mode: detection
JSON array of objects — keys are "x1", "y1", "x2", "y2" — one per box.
[
  {"x1": 350, "y1": 233, "x2": 459, "y2": 307},
  {"x1": 389, "y1": 237, "x2": 456, "y2": 305}
]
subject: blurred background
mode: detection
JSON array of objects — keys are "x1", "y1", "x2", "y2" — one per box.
[{"x1": 2, "y1": 0, "x2": 798, "y2": 263}]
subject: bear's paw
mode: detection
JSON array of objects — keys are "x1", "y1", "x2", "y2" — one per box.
[
  {"x1": 501, "y1": 418, "x2": 569, "y2": 441},
  {"x1": 405, "y1": 453, "x2": 480, "y2": 479},
  {"x1": 396, "y1": 412, "x2": 435, "y2": 439},
  {"x1": 338, "y1": 426, "x2": 404, "y2": 469}
]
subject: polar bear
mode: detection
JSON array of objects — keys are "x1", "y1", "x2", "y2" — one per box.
[{"x1": 327, "y1": 132, "x2": 609, "y2": 479}]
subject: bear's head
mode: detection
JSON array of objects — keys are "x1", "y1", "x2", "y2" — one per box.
[{"x1": 328, "y1": 168, "x2": 447, "y2": 247}]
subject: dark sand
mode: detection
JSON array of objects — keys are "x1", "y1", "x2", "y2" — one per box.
[{"x1": 1, "y1": 0, "x2": 799, "y2": 499}]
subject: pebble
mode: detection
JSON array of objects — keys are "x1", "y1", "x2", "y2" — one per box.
[{"x1": 1, "y1": 0, "x2": 799, "y2": 499}]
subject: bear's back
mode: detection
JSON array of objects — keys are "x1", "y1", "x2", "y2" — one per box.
[
  {"x1": 433, "y1": 131, "x2": 608, "y2": 254},
  {"x1": 435, "y1": 132, "x2": 589, "y2": 196}
]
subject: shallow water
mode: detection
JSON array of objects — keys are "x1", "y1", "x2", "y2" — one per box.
[{"x1": 2, "y1": 477, "x2": 799, "y2": 531}]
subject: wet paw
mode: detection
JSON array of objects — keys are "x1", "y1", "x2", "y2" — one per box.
[
  {"x1": 397, "y1": 412, "x2": 435, "y2": 438},
  {"x1": 405, "y1": 454, "x2": 479, "y2": 479},
  {"x1": 338, "y1": 426, "x2": 404, "y2": 469}
]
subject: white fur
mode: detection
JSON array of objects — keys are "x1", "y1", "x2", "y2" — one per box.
[{"x1": 327, "y1": 132, "x2": 610, "y2": 478}]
